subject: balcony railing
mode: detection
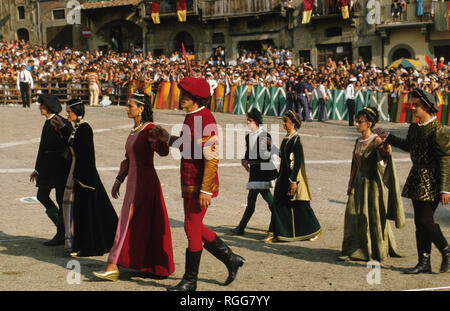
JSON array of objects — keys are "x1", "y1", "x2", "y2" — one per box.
[
  {"x1": 379, "y1": 0, "x2": 433, "y2": 25},
  {"x1": 200, "y1": 0, "x2": 282, "y2": 20}
]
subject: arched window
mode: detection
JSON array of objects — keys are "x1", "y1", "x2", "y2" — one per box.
[
  {"x1": 174, "y1": 32, "x2": 194, "y2": 53},
  {"x1": 391, "y1": 48, "x2": 412, "y2": 61},
  {"x1": 17, "y1": 28, "x2": 29, "y2": 41}
]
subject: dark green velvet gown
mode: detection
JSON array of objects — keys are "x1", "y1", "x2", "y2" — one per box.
[
  {"x1": 342, "y1": 137, "x2": 405, "y2": 261},
  {"x1": 272, "y1": 133, "x2": 322, "y2": 241}
]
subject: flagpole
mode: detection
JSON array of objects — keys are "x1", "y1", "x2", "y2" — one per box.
[{"x1": 182, "y1": 42, "x2": 193, "y2": 76}]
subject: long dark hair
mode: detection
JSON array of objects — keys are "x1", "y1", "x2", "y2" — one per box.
[
  {"x1": 130, "y1": 91, "x2": 153, "y2": 123},
  {"x1": 66, "y1": 98, "x2": 85, "y2": 145}
]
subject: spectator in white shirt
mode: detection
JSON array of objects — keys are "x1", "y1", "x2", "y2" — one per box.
[
  {"x1": 345, "y1": 77, "x2": 357, "y2": 126},
  {"x1": 317, "y1": 79, "x2": 329, "y2": 121},
  {"x1": 17, "y1": 64, "x2": 34, "y2": 108}
]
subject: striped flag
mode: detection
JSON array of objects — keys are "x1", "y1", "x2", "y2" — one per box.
[
  {"x1": 340, "y1": 0, "x2": 350, "y2": 19},
  {"x1": 177, "y1": 0, "x2": 187, "y2": 22},
  {"x1": 151, "y1": 2, "x2": 160, "y2": 24},
  {"x1": 425, "y1": 50, "x2": 434, "y2": 72},
  {"x1": 301, "y1": 0, "x2": 313, "y2": 24}
]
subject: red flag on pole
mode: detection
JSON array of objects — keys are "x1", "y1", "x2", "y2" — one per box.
[{"x1": 182, "y1": 42, "x2": 193, "y2": 76}]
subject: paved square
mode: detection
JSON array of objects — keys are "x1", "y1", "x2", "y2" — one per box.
[{"x1": 0, "y1": 104, "x2": 448, "y2": 291}]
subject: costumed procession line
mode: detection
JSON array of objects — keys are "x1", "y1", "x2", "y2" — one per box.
[
  {"x1": 0, "y1": 158, "x2": 412, "y2": 174},
  {"x1": 0, "y1": 122, "x2": 362, "y2": 149}
]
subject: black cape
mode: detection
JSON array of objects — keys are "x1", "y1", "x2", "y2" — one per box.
[
  {"x1": 34, "y1": 115, "x2": 71, "y2": 188},
  {"x1": 61, "y1": 122, "x2": 118, "y2": 256}
]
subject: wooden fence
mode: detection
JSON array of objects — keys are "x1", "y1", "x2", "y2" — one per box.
[{"x1": 0, "y1": 80, "x2": 130, "y2": 106}]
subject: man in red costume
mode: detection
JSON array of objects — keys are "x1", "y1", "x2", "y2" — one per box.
[{"x1": 152, "y1": 77, "x2": 245, "y2": 291}]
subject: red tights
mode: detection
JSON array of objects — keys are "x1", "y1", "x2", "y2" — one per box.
[{"x1": 183, "y1": 198, "x2": 216, "y2": 252}]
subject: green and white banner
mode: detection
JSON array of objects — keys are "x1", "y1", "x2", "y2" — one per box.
[{"x1": 232, "y1": 85, "x2": 249, "y2": 115}]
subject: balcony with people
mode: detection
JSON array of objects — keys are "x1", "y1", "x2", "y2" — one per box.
[
  {"x1": 298, "y1": 0, "x2": 360, "y2": 25},
  {"x1": 378, "y1": 0, "x2": 435, "y2": 26}
]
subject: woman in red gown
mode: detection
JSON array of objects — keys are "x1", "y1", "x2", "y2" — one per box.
[{"x1": 93, "y1": 91, "x2": 175, "y2": 281}]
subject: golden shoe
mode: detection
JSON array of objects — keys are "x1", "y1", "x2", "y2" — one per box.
[
  {"x1": 263, "y1": 233, "x2": 275, "y2": 243},
  {"x1": 93, "y1": 270, "x2": 119, "y2": 281},
  {"x1": 309, "y1": 231, "x2": 322, "y2": 242}
]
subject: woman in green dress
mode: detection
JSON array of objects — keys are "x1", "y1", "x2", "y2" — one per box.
[
  {"x1": 270, "y1": 111, "x2": 322, "y2": 243},
  {"x1": 340, "y1": 106, "x2": 405, "y2": 262}
]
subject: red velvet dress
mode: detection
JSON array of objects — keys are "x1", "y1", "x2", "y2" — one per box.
[{"x1": 107, "y1": 123, "x2": 175, "y2": 276}]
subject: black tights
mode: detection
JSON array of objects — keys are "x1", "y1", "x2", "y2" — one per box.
[
  {"x1": 37, "y1": 186, "x2": 65, "y2": 219},
  {"x1": 412, "y1": 200, "x2": 448, "y2": 253}
]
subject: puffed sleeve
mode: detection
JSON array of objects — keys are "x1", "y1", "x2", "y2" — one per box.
[
  {"x1": 434, "y1": 125, "x2": 450, "y2": 193},
  {"x1": 201, "y1": 125, "x2": 219, "y2": 196},
  {"x1": 147, "y1": 129, "x2": 169, "y2": 157},
  {"x1": 289, "y1": 136, "x2": 303, "y2": 183}
]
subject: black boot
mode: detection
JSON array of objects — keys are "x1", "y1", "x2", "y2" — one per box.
[
  {"x1": 231, "y1": 206, "x2": 254, "y2": 236},
  {"x1": 43, "y1": 220, "x2": 65, "y2": 246},
  {"x1": 167, "y1": 249, "x2": 202, "y2": 291},
  {"x1": 404, "y1": 253, "x2": 432, "y2": 274},
  {"x1": 203, "y1": 235, "x2": 245, "y2": 285},
  {"x1": 438, "y1": 246, "x2": 450, "y2": 273},
  {"x1": 429, "y1": 224, "x2": 450, "y2": 273}
]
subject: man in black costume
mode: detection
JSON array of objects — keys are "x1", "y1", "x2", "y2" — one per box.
[{"x1": 30, "y1": 94, "x2": 71, "y2": 246}]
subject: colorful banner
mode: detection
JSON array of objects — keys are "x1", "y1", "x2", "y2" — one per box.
[
  {"x1": 331, "y1": 90, "x2": 347, "y2": 120},
  {"x1": 248, "y1": 86, "x2": 268, "y2": 113},
  {"x1": 156, "y1": 81, "x2": 172, "y2": 109},
  {"x1": 233, "y1": 85, "x2": 249, "y2": 115},
  {"x1": 148, "y1": 82, "x2": 444, "y2": 125},
  {"x1": 224, "y1": 84, "x2": 236, "y2": 113},
  {"x1": 169, "y1": 82, "x2": 180, "y2": 110},
  {"x1": 355, "y1": 90, "x2": 371, "y2": 114},
  {"x1": 369, "y1": 92, "x2": 389, "y2": 122}
]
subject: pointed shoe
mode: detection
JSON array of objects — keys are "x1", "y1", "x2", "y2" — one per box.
[{"x1": 93, "y1": 270, "x2": 120, "y2": 281}]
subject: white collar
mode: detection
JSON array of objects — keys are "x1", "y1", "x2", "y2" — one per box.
[
  {"x1": 249, "y1": 127, "x2": 263, "y2": 135},
  {"x1": 418, "y1": 116, "x2": 436, "y2": 127},
  {"x1": 187, "y1": 106, "x2": 206, "y2": 115}
]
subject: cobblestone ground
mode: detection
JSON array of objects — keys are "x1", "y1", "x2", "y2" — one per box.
[{"x1": 0, "y1": 104, "x2": 448, "y2": 291}]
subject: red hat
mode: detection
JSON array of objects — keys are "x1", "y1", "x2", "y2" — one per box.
[{"x1": 178, "y1": 77, "x2": 210, "y2": 99}]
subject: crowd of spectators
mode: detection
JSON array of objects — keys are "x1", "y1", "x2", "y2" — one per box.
[{"x1": 0, "y1": 39, "x2": 448, "y2": 105}]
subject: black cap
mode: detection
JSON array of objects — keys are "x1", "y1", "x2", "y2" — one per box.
[
  {"x1": 38, "y1": 94, "x2": 61, "y2": 114},
  {"x1": 412, "y1": 88, "x2": 438, "y2": 113},
  {"x1": 246, "y1": 108, "x2": 263, "y2": 125}
]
